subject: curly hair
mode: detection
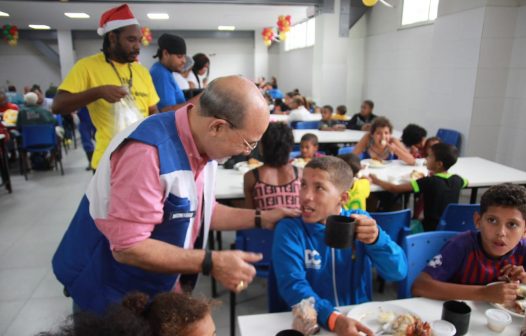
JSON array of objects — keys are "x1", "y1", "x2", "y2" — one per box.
[
  {"x1": 401, "y1": 124, "x2": 427, "y2": 147},
  {"x1": 260, "y1": 123, "x2": 294, "y2": 167},
  {"x1": 37, "y1": 292, "x2": 213, "y2": 336},
  {"x1": 370, "y1": 116, "x2": 393, "y2": 135},
  {"x1": 480, "y1": 184, "x2": 526, "y2": 220}
]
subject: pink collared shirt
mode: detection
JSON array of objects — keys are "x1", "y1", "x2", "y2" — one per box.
[{"x1": 94, "y1": 105, "x2": 213, "y2": 251}]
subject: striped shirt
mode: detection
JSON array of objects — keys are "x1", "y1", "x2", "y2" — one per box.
[{"x1": 424, "y1": 231, "x2": 526, "y2": 285}]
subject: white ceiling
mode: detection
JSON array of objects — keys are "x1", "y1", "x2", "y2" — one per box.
[{"x1": 0, "y1": 1, "x2": 311, "y2": 31}]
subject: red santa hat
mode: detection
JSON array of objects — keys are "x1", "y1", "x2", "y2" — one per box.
[{"x1": 97, "y1": 4, "x2": 139, "y2": 36}]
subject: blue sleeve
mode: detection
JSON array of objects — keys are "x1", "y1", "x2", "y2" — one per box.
[
  {"x1": 272, "y1": 220, "x2": 337, "y2": 329},
  {"x1": 173, "y1": 80, "x2": 186, "y2": 104},
  {"x1": 151, "y1": 66, "x2": 177, "y2": 111},
  {"x1": 364, "y1": 228, "x2": 408, "y2": 281}
]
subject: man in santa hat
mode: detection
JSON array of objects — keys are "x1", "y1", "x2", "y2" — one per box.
[{"x1": 52, "y1": 4, "x2": 159, "y2": 171}]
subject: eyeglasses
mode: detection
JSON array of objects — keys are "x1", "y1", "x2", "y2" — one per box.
[{"x1": 215, "y1": 116, "x2": 258, "y2": 152}]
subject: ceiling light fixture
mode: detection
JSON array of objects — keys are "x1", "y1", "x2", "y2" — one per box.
[
  {"x1": 0, "y1": 11, "x2": 9, "y2": 17},
  {"x1": 65, "y1": 12, "x2": 90, "y2": 19},
  {"x1": 147, "y1": 13, "x2": 169, "y2": 20},
  {"x1": 218, "y1": 25, "x2": 236, "y2": 31},
  {"x1": 29, "y1": 24, "x2": 51, "y2": 30}
]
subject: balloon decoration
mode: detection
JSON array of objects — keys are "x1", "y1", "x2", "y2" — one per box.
[
  {"x1": 276, "y1": 15, "x2": 291, "y2": 41},
  {"x1": 261, "y1": 27, "x2": 274, "y2": 47},
  {"x1": 362, "y1": 0, "x2": 378, "y2": 6},
  {"x1": 2, "y1": 24, "x2": 19, "y2": 47},
  {"x1": 141, "y1": 27, "x2": 152, "y2": 46}
]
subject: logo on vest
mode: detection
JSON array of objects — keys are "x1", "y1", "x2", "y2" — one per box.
[
  {"x1": 304, "y1": 249, "x2": 321, "y2": 269},
  {"x1": 428, "y1": 254, "x2": 443, "y2": 268}
]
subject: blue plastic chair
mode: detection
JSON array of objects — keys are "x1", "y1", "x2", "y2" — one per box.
[
  {"x1": 371, "y1": 209, "x2": 412, "y2": 246},
  {"x1": 293, "y1": 121, "x2": 320, "y2": 129},
  {"x1": 436, "y1": 128, "x2": 461, "y2": 150},
  {"x1": 289, "y1": 150, "x2": 301, "y2": 160},
  {"x1": 230, "y1": 228, "x2": 274, "y2": 336},
  {"x1": 398, "y1": 231, "x2": 458, "y2": 299},
  {"x1": 19, "y1": 124, "x2": 64, "y2": 180},
  {"x1": 437, "y1": 204, "x2": 480, "y2": 232},
  {"x1": 338, "y1": 146, "x2": 355, "y2": 155}
]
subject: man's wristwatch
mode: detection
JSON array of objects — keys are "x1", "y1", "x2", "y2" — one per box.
[
  {"x1": 255, "y1": 209, "x2": 262, "y2": 228},
  {"x1": 201, "y1": 250, "x2": 213, "y2": 276}
]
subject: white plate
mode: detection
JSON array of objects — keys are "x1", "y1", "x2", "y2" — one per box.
[
  {"x1": 346, "y1": 302, "x2": 418, "y2": 332},
  {"x1": 487, "y1": 282, "x2": 526, "y2": 318},
  {"x1": 292, "y1": 158, "x2": 308, "y2": 168},
  {"x1": 361, "y1": 159, "x2": 391, "y2": 169}
]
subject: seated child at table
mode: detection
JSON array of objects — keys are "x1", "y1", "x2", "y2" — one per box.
[
  {"x1": 401, "y1": 124, "x2": 427, "y2": 159},
  {"x1": 272, "y1": 156, "x2": 407, "y2": 335},
  {"x1": 319, "y1": 105, "x2": 345, "y2": 131},
  {"x1": 332, "y1": 105, "x2": 349, "y2": 121},
  {"x1": 339, "y1": 153, "x2": 371, "y2": 211},
  {"x1": 412, "y1": 184, "x2": 526, "y2": 307},
  {"x1": 370, "y1": 143, "x2": 468, "y2": 231},
  {"x1": 424, "y1": 136, "x2": 441, "y2": 157},
  {"x1": 244, "y1": 122, "x2": 301, "y2": 210},
  {"x1": 38, "y1": 291, "x2": 216, "y2": 336},
  {"x1": 353, "y1": 116, "x2": 415, "y2": 165},
  {"x1": 296, "y1": 133, "x2": 325, "y2": 162}
]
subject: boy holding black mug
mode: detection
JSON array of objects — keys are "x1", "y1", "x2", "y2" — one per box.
[{"x1": 272, "y1": 156, "x2": 407, "y2": 336}]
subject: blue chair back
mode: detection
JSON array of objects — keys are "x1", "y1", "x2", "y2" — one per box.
[
  {"x1": 289, "y1": 150, "x2": 300, "y2": 160},
  {"x1": 436, "y1": 128, "x2": 461, "y2": 150},
  {"x1": 437, "y1": 204, "x2": 480, "y2": 232},
  {"x1": 54, "y1": 114, "x2": 64, "y2": 127},
  {"x1": 235, "y1": 228, "x2": 273, "y2": 278},
  {"x1": 20, "y1": 124, "x2": 57, "y2": 150},
  {"x1": 371, "y1": 209, "x2": 412, "y2": 246},
  {"x1": 338, "y1": 146, "x2": 355, "y2": 155},
  {"x1": 398, "y1": 231, "x2": 458, "y2": 299},
  {"x1": 293, "y1": 121, "x2": 320, "y2": 129}
]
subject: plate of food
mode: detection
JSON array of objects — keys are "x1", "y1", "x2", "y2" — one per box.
[
  {"x1": 362, "y1": 159, "x2": 390, "y2": 169},
  {"x1": 347, "y1": 302, "x2": 431, "y2": 335},
  {"x1": 234, "y1": 159, "x2": 263, "y2": 173},
  {"x1": 487, "y1": 282, "x2": 526, "y2": 317},
  {"x1": 409, "y1": 170, "x2": 426, "y2": 180},
  {"x1": 292, "y1": 157, "x2": 310, "y2": 168}
]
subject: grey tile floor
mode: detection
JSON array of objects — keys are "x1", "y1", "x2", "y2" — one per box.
[{"x1": 0, "y1": 146, "x2": 401, "y2": 336}]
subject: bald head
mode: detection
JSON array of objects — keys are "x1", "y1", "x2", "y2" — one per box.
[{"x1": 198, "y1": 76, "x2": 268, "y2": 129}]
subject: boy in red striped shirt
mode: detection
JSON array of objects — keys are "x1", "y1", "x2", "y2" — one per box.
[{"x1": 412, "y1": 184, "x2": 526, "y2": 306}]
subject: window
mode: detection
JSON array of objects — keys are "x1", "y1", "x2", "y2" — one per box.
[
  {"x1": 401, "y1": 0, "x2": 439, "y2": 26},
  {"x1": 284, "y1": 17, "x2": 315, "y2": 51}
]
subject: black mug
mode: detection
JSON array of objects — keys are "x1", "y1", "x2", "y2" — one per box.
[
  {"x1": 325, "y1": 215, "x2": 356, "y2": 249},
  {"x1": 441, "y1": 300, "x2": 471, "y2": 335},
  {"x1": 275, "y1": 330, "x2": 304, "y2": 336}
]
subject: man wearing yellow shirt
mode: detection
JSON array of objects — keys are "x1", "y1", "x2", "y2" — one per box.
[{"x1": 52, "y1": 4, "x2": 159, "y2": 169}]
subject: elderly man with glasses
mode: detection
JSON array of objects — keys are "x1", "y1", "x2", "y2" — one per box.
[{"x1": 52, "y1": 75, "x2": 300, "y2": 315}]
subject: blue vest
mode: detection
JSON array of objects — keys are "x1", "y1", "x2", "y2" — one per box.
[{"x1": 52, "y1": 112, "x2": 216, "y2": 314}]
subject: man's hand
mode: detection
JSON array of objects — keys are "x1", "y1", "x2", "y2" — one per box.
[
  {"x1": 334, "y1": 315, "x2": 373, "y2": 336},
  {"x1": 261, "y1": 208, "x2": 301, "y2": 230},
  {"x1": 500, "y1": 264, "x2": 526, "y2": 283},
  {"x1": 482, "y1": 282, "x2": 518, "y2": 306},
  {"x1": 211, "y1": 250, "x2": 262, "y2": 293},
  {"x1": 351, "y1": 214, "x2": 379, "y2": 245},
  {"x1": 97, "y1": 85, "x2": 128, "y2": 103},
  {"x1": 369, "y1": 174, "x2": 380, "y2": 185}
]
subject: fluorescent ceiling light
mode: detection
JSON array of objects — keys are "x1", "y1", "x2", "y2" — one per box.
[
  {"x1": 29, "y1": 24, "x2": 51, "y2": 30},
  {"x1": 147, "y1": 13, "x2": 169, "y2": 20},
  {"x1": 65, "y1": 12, "x2": 90, "y2": 19},
  {"x1": 0, "y1": 11, "x2": 9, "y2": 17},
  {"x1": 218, "y1": 25, "x2": 236, "y2": 31}
]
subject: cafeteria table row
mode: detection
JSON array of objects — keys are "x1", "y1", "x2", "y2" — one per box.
[{"x1": 237, "y1": 297, "x2": 523, "y2": 335}]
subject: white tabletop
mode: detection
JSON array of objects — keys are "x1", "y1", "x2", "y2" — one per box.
[
  {"x1": 238, "y1": 297, "x2": 522, "y2": 336},
  {"x1": 269, "y1": 114, "x2": 322, "y2": 123},
  {"x1": 0, "y1": 134, "x2": 5, "y2": 140},
  {"x1": 293, "y1": 129, "x2": 365, "y2": 144},
  {"x1": 215, "y1": 157, "x2": 526, "y2": 200}
]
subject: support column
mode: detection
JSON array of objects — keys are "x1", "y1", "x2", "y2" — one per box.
[
  {"x1": 57, "y1": 30, "x2": 75, "y2": 80},
  {"x1": 253, "y1": 29, "x2": 269, "y2": 82}
]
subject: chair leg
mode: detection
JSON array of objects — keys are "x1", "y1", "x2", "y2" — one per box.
[
  {"x1": 21, "y1": 151, "x2": 28, "y2": 181},
  {"x1": 230, "y1": 291, "x2": 236, "y2": 336}
]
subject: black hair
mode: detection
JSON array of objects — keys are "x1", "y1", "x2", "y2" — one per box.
[
  {"x1": 401, "y1": 124, "x2": 428, "y2": 147},
  {"x1": 338, "y1": 153, "x2": 362, "y2": 176},
  {"x1": 430, "y1": 143, "x2": 458, "y2": 170},
  {"x1": 480, "y1": 183, "x2": 526, "y2": 220},
  {"x1": 305, "y1": 156, "x2": 353, "y2": 192},
  {"x1": 7, "y1": 85, "x2": 16, "y2": 92},
  {"x1": 323, "y1": 105, "x2": 333, "y2": 113},
  {"x1": 336, "y1": 105, "x2": 347, "y2": 115},
  {"x1": 300, "y1": 133, "x2": 319, "y2": 146},
  {"x1": 192, "y1": 53, "x2": 210, "y2": 87},
  {"x1": 101, "y1": 28, "x2": 123, "y2": 61},
  {"x1": 363, "y1": 100, "x2": 374, "y2": 109},
  {"x1": 260, "y1": 123, "x2": 294, "y2": 167}
]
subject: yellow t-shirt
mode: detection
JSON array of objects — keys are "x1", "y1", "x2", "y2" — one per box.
[
  {"x1": 58, "y1": 53, "x2": 159, "y2": 168},
  {"x1": 344, "y1": 178, "x2": 371, "y2": 211},
  {"x1": 331, "y1": 114, "x2": 349, "y2": 121}
]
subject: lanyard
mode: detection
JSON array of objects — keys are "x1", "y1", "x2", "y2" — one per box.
[{"x1": 108, "y1": 60, "x2": 133, "y2": 91}]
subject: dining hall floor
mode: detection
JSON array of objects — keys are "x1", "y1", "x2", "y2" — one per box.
[{"x1": 0, "y1": 145, "x2": 398, "y2": 336}]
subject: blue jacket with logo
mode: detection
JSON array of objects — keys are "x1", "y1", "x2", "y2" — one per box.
[{"x1": 271, "y1": 209, "x2": 408, "y2": 329}]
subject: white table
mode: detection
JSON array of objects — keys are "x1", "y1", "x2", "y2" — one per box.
[
  {"x1": 293, "y1": 129, "x2": 365, "y2": 144},
  {"x1": 269, "y1": 114, "x2": 322, "y2": 123},
  {"x1": 238, "y1": 297, "x2": 522, "y2": 336},
  {"x1": 215, "y1": 157, "x2": 526, "y2": 201}
]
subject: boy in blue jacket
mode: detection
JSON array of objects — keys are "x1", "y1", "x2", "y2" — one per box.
[{"x1": 272, "y1": 156, "x2": 408, "y2": 336}]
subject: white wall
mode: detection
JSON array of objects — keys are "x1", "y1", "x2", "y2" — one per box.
[
  {"x1": 268, "y1": 43, "x2": 314, "y2": 97},
  {"x1": 0, "y1": 41, "x2": 61, "y2": 92},
  {"x1": 73, "y1": 36, "x2": 256, "y2": 81}
]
